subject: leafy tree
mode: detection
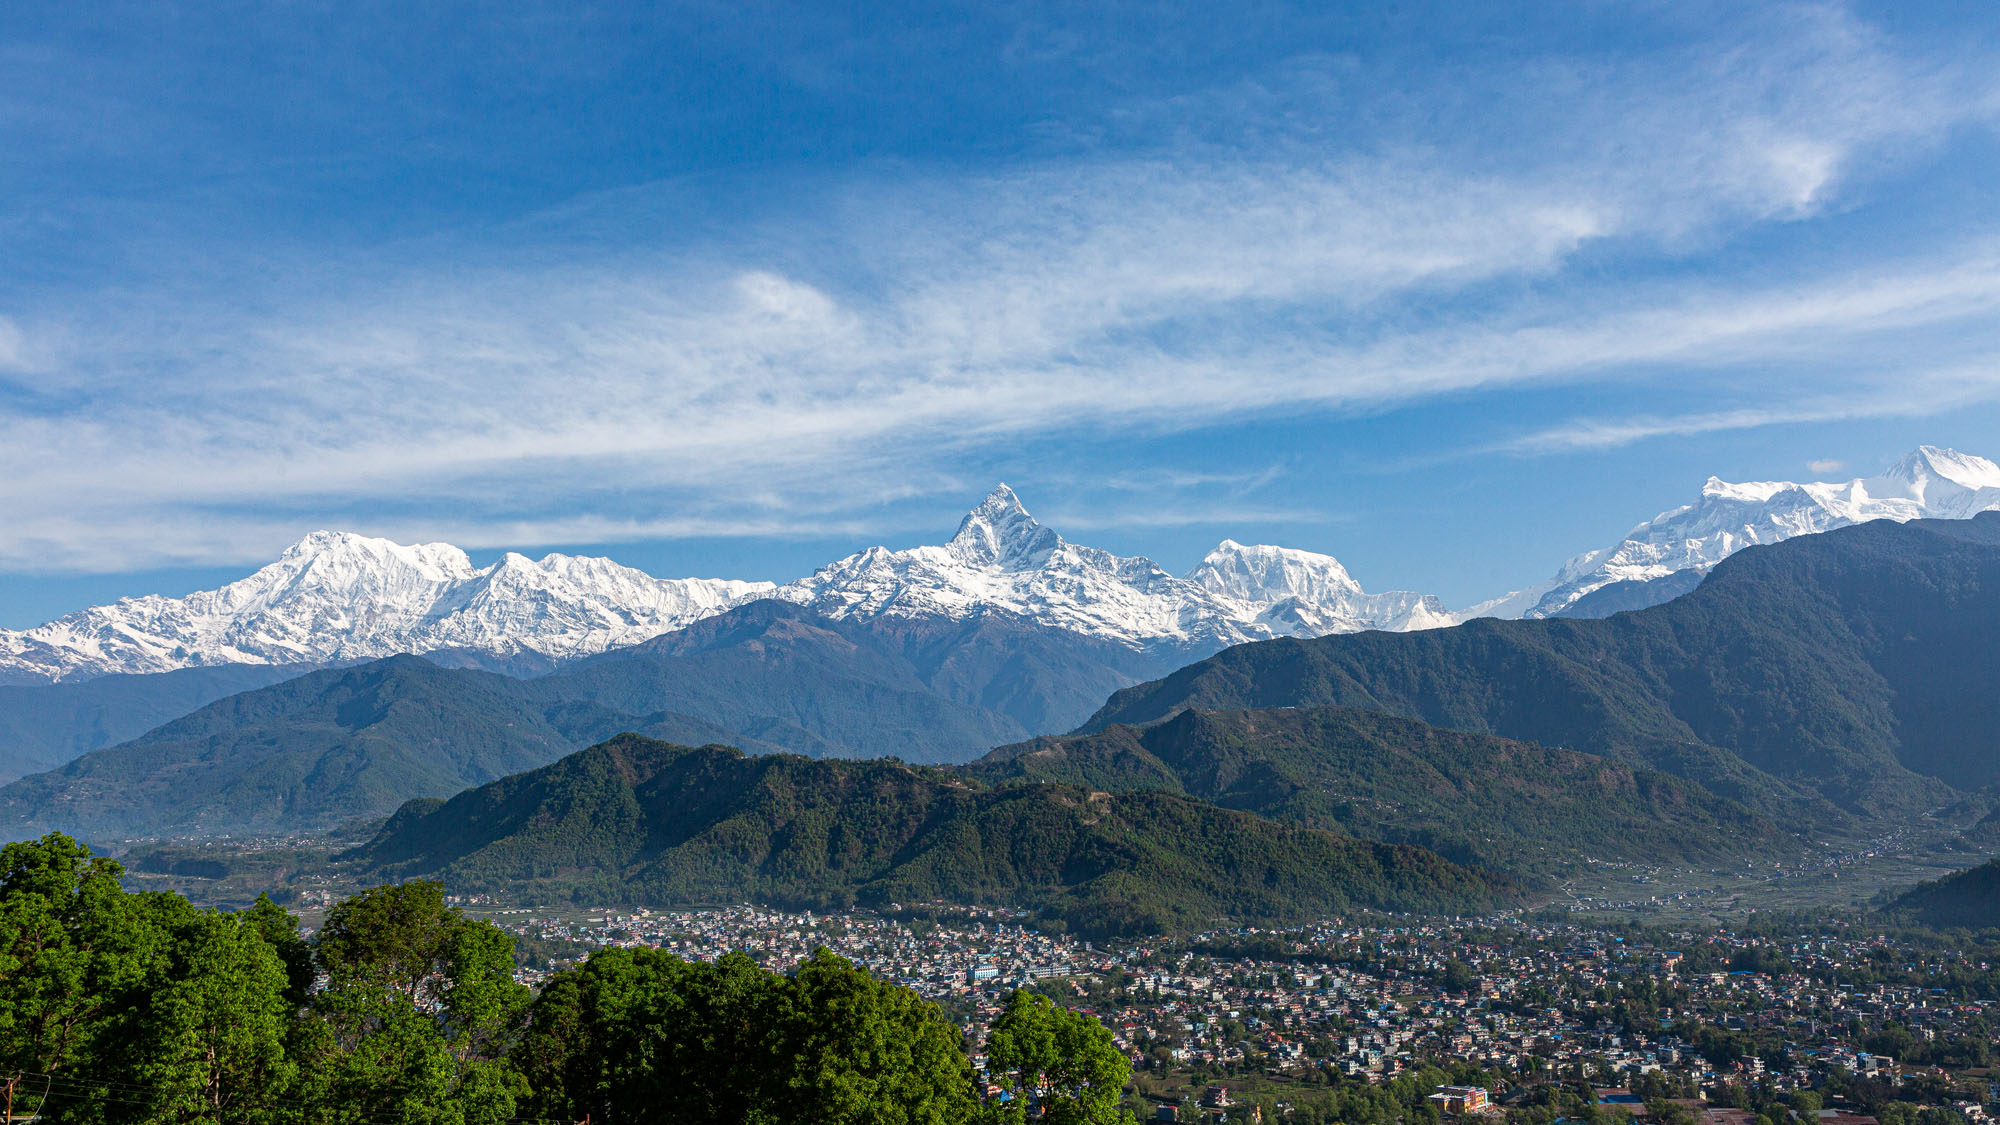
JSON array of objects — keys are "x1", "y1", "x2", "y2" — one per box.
[
  {"x1": 0, "y1": 834, "x2": 304, "y2": 1125},
  {"x1": 115, "y1": 900, "x2": 297, "y2": 1125},
  {"x1": 983, "y1": 991, "x2": 1133, "y2": 1124},
  {"x1": 0, "y1": 834, "x2": 145, "y2": 1084},
  {"x1": 519, "y1": 946, "x2": 977, "y2": 1125},
  {"x1": 301, "y1": 880, "x2": 529, "y2": 1125}
]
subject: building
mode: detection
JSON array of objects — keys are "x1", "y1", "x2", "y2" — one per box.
[{"x1": 1430, "y1": 1086, "x2": 1490, "y2": 1114}]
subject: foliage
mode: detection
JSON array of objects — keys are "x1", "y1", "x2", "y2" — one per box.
[
  {"x1": 970, "y1": 704, "x2": 1796, "y2": 876},
  {"x1": 0, "y1": 833, "x2": 298, "y2": 1124},
  {"x1": 983, "y1": 991, "x2": 1133, "y2": 1124},
  {"x1": 354, "y1": 735, "x2": 1517, "y2": 939},
  {"x1": 0, "y1": 832, "x2": 1132, "y2": 1125},
  {"x1": 518, "y1": 946, "x2": 978, "y2": 1124}
]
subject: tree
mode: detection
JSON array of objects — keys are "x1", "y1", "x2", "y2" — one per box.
[
  {"x1": 519, "y1": 946, "x2": 978, "y2": 1125},
  {"x1": 0, "y1": 834, "x2": 144, "y2": 1084},
  {"x1": 0, "y1": 834, "x2": 306, "y2": 1125},
  {"x1": 115, "y1": 900, "x2": 297, "y2": 1125},
  {"x1": 777, "y1": 949, "x2": 980, "y2": 1124},
  {"x1": 303, "y1": 881, "x2": 529, "y2": 1125},
  {"x1": 983, "y1": 991, "x2": 1133, "y2": 1125}
]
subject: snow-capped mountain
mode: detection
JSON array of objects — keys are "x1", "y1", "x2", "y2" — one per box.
[
  {"x1": 1502, "y1": 446, "x2": 2000, "y2": 619},
  {"x1": 777, "y1": 485, "x2": 1451, "y2": 646},
  {"x1": 0, "y1": 532, "x2": 774, "y2": 684},
  {"x1": 0, "y1": 486, "x2": 1448, "y2": 684}
]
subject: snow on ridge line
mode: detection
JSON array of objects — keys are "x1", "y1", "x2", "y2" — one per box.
[
  {"x1": 0, "y1": 487, "x2": 1446, "y2": 683},
  {"x1": 774, "y1": 484, "x2": 1447, "y2": 649},
  {"x1": 0, "y1": 531, "x2": 776, "y2": 684},
  {"x1": 17, "y1": 445, "x2": 1985, "y2": 684},
  {"x1": 1495, "y1": 445, "x2": 2000, "y2": 621}
]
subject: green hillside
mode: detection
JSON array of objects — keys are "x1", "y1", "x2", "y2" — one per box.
[
  {"x1": 0, "y1": 600, "x2": 1187, "y2": 839},
  {"x1": 968, "y1": 706, "x2": 1800, "y2": 874},
  {"x1": 354, "y1": 734, "x2": 1519, "y2": 937},
  {"x1": 0, "y1": 663, "x2": 316, "y2": 783},
  {"x1": 538, "y1": 600, "x2": 1032, "y2": 761},
  {"x1": 1085, "y1": 514, "x2": 2000, "y2": 817},
  {"x1": 0, "y1": 658, "x2": 587, "y2": 838},
  {"x1": 1886, "y1": 858, "x2": 2000, "y2": 930}
]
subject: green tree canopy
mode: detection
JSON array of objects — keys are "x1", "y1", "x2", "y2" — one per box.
[
  {"x1": 982, "y1": 991, "x2": 1133, "y2": 1125},
  {"x1": 519, "y1": 946, "x2": 977, "y2": 1125}
]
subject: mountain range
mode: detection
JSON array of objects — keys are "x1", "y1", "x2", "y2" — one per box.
[
  {"x1": 1493, "y1": 445, "x2": 2000, "y2": 619},
  {"x1": 0, "y1": 532, "x2": 772, "y2": 685},
  {"x1": 6, "y1": 477, "x2": 1999, "y2": 932},
  {"x1": 967, "y1": 706, "x2": 1799, "y2": 874},
  {"x1": 0, "y1": 486, "x2": 1447, "y2": 688},
  {"x1": 1087, "y1": 511, "x2": 2000, "y2": 818},
  {"x1": 4, "y1": 448, "x2": 1995, "y2": 693},
  {"x1": 0, "y1": 599, "x2": 1178, "y2": 837},
  {"x1": 0, "y1": 445, "x2": 1996, "y2": 897}
]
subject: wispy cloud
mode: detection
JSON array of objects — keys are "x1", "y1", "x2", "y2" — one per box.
[
  {"x1": 2, "y1": 4, "x2": 1998, "y2": 572},
  {"x1": 1491, "y1": 362, "x2": 2000, "y2": 456}
]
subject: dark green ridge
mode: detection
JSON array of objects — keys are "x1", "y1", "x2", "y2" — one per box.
[
  {"x1": 351, "y1": 734, "x2": 1520, "y2": 939},
  {"x1": 967, "y1": 705, "x2": 1799, "y2": 874},
  {"x1": 1885, "y1": 857, "x2": 2000, "y2": 930},
  {"x1": 1084, "y1": 513, "x2": 2000, "y2": 820}
]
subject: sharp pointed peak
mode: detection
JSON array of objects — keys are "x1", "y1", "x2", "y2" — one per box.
[
  {"x1": 947, "y1": 484, "x2": 1059, "y2": 567},
  {"x1": 971, "y1": 482, "x2": 1028, "y2": 516}
]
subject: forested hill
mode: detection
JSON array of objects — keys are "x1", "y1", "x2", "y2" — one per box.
[
  {"x1": 1886, "y1": 859, "x2": 2000, "y2": 930},
  {"x1": 353, "y1": 734, "x2": 1518, "y2": 938},
  {"x1": 0, "y1": 599, "x2": 1183, "y2": 839},
  {"x1": 968, "y1": 706, "x2": 1800, "y2": 874},
  {"x1": 1082, "y1": 514, "x2": 2000, "y2": 817}
]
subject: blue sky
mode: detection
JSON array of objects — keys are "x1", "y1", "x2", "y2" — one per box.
[{"x1": 3, "y1": 0, "x2": 1999, "y2": 626}]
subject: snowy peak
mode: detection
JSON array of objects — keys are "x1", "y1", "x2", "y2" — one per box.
[
  {"x1": 278, "y1": 530, "x2": 475, "y2": 578},
  {"x1": 0, "y1": 534, "x2": 776, "y2": 684},
  {"x1": 1501, "y1": 446, "x2": 2000, "y2": 620},
  {"x1": 946, "y1": 484, "x2": 1062, "y2": 568},
  {"x1": 781, "y1": 485, "x2": 1447, "y2": 648},
  {"x1": 1871, "y1": 446, "x2": 2000, "y2": 505},
  {"x1": 0, "y1": 483, "x2": 1458, "y2": 684},
  {"x1": 1188, "y1": 540, "x2": 1363, "y2": 604}
]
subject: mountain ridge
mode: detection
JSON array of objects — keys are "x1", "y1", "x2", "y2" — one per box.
[
  {"x1": 0, "y1": 532, "x2": 773, "y2": 685},
  {"x1": 1083, "y1": 513, "x2": 2000, "y2": 817},
  {"x1": 349, "y1": 733, "x2": 1521, "y2": 937},
  {"x1": 5, "y1": 450, "x2": 1994, "y2": 685},
  {"x1": 1501, "y1": 446, "x2": 2000, "y2": 619},
  {"x1": 0, "y1": 485, "x2": 1454, "y2": 686},
  {"x1": 969, "y1": 706, "x2": 1800, "y2": 874}
]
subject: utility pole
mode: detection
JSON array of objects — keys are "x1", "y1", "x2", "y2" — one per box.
[{"x1": 4, "y1": 1073, "x2": 17, "y2": 1125}]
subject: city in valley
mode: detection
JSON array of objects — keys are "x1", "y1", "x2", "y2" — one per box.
[{"x1": 451, "y1": 899, "x2": 1996, "y2": 1125}]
